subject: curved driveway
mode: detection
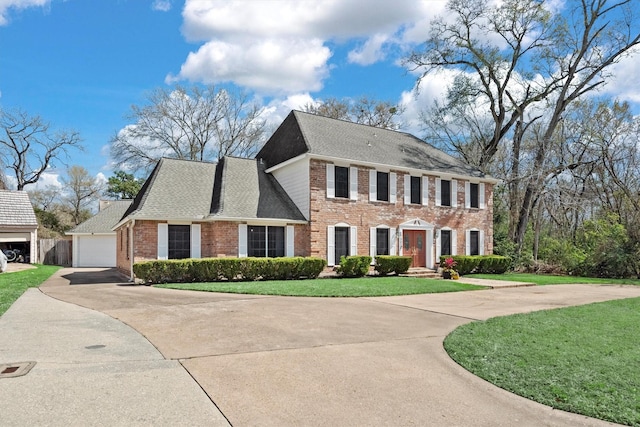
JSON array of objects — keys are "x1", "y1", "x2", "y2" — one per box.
[{"x1": 41, "y1": 268, "x2": 640, "y2": 426}]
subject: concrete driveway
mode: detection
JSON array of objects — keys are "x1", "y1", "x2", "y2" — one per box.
[{"x1": 38, "y1": 268, "x2": 640, "y2": 426}]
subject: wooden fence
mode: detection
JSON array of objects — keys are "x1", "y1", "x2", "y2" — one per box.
[{"x1": 39, "y1": 239, "x2": 72, "y2": 266}]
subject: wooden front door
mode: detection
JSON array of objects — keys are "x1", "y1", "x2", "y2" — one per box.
[{"x1": 404, "y1": 230, "x2": 426, "y2": 267}]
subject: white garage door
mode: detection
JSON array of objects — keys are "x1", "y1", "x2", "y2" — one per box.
[{"x1": 76, "y1": 235, "x2": 116, "y2": 267}]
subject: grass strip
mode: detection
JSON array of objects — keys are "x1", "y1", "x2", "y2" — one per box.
[
  {"x1": 156, "y1": 276, "x2": 485, "y2": 297},
  {"x1": 444, "y1": 297, "x2": 640, "y2": 425},
  {"x1": 467, "y1": 273, "x2": 639, "y2": 286},
  {"x1": 0, "y1": 265, "x2": 62, "y2": 316}
]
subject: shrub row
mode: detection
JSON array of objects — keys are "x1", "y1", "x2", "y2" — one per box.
[
  {"x1": 439, "y1": 255, "x2": 511, "y2": 275},
  {"x1": 336, "y1": 256, "x2": 372, "y2": 277},
  {"x1": 374, "y1": 256, "x2": 413, "y2": 275},
  {"x1": 133, "y1": 257, "x2": 327, "y2": 284}
]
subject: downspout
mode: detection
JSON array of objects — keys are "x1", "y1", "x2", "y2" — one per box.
[{"x1": 129, "y1": 220, "x2": 135, "y2": 282}]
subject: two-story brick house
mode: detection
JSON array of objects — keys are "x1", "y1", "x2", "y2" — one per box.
[{"x1": 114, "y1": 110, "x2": 497, "y2": 279}]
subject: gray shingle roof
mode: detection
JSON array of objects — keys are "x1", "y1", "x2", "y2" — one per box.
[
  {"x1": 209, "y1": 157, "x2": 305, "y2": 221},
  {"x1": 67, "y1": 200, "x2": 132, "y2": 234},
  {"x1": 258, "y1": 110, "x2": 488, "y2": 178},
  {"x1": 122, "y1": 158, "x2": 217, "y2": 221},
  {"x1": 0, "y1": 190, "x2": 38, "y2": 227},
  {"x1": 118, "y1": 157, "x2": 305, "y2": 225}
]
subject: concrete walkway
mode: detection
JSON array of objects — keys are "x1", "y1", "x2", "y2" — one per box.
[{"x1": 4, "y1": 268, "x2": 640, "y2": 426}]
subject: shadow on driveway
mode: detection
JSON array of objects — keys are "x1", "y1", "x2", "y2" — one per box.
[{"x1": 61, "y1": 268, "x2": 129, "y2": 285}]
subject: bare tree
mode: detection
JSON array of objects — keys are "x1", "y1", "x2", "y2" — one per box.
[
  {"x1": 110, "y1": 85, "x2": 266, "y2": 173},
  {"x1": 407, "y1": 0, "x2": 640, "y2": 251},
  {"x1": 302, "y1": 96, "x2": 404, "y2": 130},
  {"x1": 0, "y1": 108, "x2": 82, "y2": 190},
  {"x1": 61, "y1": 166, "x2": 102, "y2": 225}
]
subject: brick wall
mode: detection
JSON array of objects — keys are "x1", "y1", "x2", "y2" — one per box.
[{"x1": 309, "y1": 159, "x2": 493, "y2": 262}]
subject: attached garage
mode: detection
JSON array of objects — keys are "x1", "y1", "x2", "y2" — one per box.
[
  {"x1": 0, "y1": 190, "x2": 38, "y2": 263},
  {"x1": 67, "y1": 200, "x2": 131, "y2": 268}
]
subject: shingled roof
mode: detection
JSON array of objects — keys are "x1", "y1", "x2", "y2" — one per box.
[
  {"x1": 116, "y1": 157, "x2": 305, "y2": 227},
  {"x1": 257, "y1": 110, "x2": 488, "y2": 179},
  {"x1": 0, "y1": 190, "x2": 38, "y2": 228},
  {"x1": 67, "y1": 200, "x2": 131, "y2": 234}
]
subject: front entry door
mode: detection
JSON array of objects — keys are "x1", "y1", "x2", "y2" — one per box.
[{"x1": 404, "y1": 230, "x2": 426, "y2": 267}]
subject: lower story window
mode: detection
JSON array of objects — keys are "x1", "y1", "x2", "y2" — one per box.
[
  {"x1": 440, "y1": 229, "x2": 452, "y2": 256},
  {"x1": 168, "y1": 225, "x2": 191, "y2": 259},
  {"x1": 376, "y1": 228, "x2": 389, "y2": 255},
  {"x1": 469, "y1": 230, "x2": 480, "y2": 256},
  {"x1": 335, "y1": 226, "x2": 350, "y2": 263},
  {"x1": 248, "y1": 226, "x2": 285, "y2": 257}
]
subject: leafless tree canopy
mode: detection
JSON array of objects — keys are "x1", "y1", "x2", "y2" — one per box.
[
  {"x1": 407, "y1": 0, "x2": 640, "y2": 252},
  {"x1": 0, "y1": 108, "x2": 82, "y2": 190},
  {"x1": 110, "y1": 85, "x2": 267, "y2": 173},
  {"x1": 61, "y1": 165, "x2": 103, "y2": 225},
  {"x1": 302, "y1": 96, "x2": 404, "y2": 130}
]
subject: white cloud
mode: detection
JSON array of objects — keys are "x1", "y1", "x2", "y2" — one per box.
[
  {"x1": 602, "y1": 50, "x2": 640, "y2": 104},
  {"x1": 0, "y1": 0, "x2": 49, "y2": 26},
  {"x1": 399, "y1": 70, "x2": 456, "y2": 135},
  {"x1": 151, "y1": 0, "x2": 172, "y2": 12},
  {"x1": 172, "y1": 0, "x2": 432, "y2": 94}
]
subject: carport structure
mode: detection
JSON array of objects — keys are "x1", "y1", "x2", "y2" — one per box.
[{"x1": 0, "y1": 190, "x2": 38, "y2": 263}]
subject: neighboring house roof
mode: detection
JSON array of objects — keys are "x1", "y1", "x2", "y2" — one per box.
[
  {"x1": 116, "y1": 156, "x2": 306, "y2": 227},
  {"x1": 67, "y1": 200, "x2": 132, "y2": 234},
  {"x1": 209, "y1": 156, "x2": 306, "y2": 221},
  {"x1": 0, "y1": 190, "x2": 38, "y2": 228},
  {"x1": 257, "y1": 110, "x2": 489, "y2": 179}
]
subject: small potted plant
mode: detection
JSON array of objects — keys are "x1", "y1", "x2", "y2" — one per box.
[{"x1": 441, "y1": 257, "x2": 457, "y2": 279}]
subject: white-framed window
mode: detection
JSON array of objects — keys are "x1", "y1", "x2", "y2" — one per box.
[
  {"x1": 326, "y1": 164, "x2": 358, "y2": 200},
  {"x1": 157, "y1": 223, "x2": 201, "y2": 260},
  {"x1": 369, "y1": 226, "x2": 397, "y2": 260},
  {"x1": 436, "y1": 227, "x2": 457, "y2": 259},
  {"x1": 465, "y1": 182, "x2": 485, "y2": 209},
  {"x1": 369, "y1": 170, "x2": 397, "y2": 203},
  {"x1": 404, "y1": 175, "x2": 428, "y2": 206},
  {"x1": 327, "y1": 223, "x2": 357, "y2": 266},
  {"x1": 466, "y1": 229, "x2": 485, "y2": 255},
  {"x1": 239, "y1": 225, "x2": 295, "y2": 258},
  {"x1": 435, "y1": 178, "x2": 457, "y2": 207}
]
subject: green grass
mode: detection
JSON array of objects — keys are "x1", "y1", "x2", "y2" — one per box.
[
  {"x1": 445, "y1": 297, "x2": 640, "y2": 425},
  {"x1": 156, "y1": 276, "x2": 485, "y2": 297},
  {"x1": 467, "y1": 273, "x2": 640, "y2": 286},
  {"x1": 0, "y1": 265, "x2": 62, "y2": 316}
]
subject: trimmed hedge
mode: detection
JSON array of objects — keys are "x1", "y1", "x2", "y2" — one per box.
[
  {"x1": 133, "y1": 257, "x2": 327, "y2": 284},
  {"x1": 336, "y1": 256, "x2": 372, "y2": 278},
  {"x1": 439, "y1": 255, "x2": 511, "y2": 275},
  {"x1": 374, "y1": 256, "x2": 413, "y2": 275}
]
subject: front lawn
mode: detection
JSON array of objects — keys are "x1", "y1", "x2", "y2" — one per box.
[
  {"x1": 156, "y1": 276, "x2": 485, "y2": 297},
  {"x1": 467, "y1": 273, "x2": 639, "y2": 286},
  {"x1": 445, "y1": 297, "x2": 640, "y2": 425},
  {"x1": 0, "y1": 265, "x2": 62, "y2": 316}
]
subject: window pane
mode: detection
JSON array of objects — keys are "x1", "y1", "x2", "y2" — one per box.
[
  {"x1": 377, "y1": 171, "x2": 389, "y2": 201},
  {"x1": 470, "y1": 230, "x2": 479, "y2": 256},
  {"x1": 441, "y1": 180, "x2": 451, "y2": 206},
  {"x1": 168, "y1": 225, "x2": 191, "y2": 259},
  {"x1": 376, "y1": 228, "x2": 389, "y2": 256},
  {"x1": 410, "y1": 176, "x2": 421, "y2": 204},
  {"x1": 248, "y1": 226, "x2": 266, "y2": 257},
  {"x1": 268, "y1": 226, "x2": 285, "y2": 257},
  {"x1": 441, "y1": 230, "x2": 451, "y2": 256},
  {"x1": 335, "y1": 166, "x2": 349, "y2": 198},
  {"x1": 470, "y1": 183, "x2": 479, "y2": 208},
  {"x1": 335, "y1": 227, "x2": 349, "y2": 263}
]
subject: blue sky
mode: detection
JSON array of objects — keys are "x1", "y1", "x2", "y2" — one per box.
[{"x1": 1, "y1": 0, "x2": 639, "y2": 191}]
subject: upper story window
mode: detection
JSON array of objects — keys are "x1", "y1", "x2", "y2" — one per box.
[
  {"x1": 369, "y1": 170, "x2": 397, "y2": 203},
  {"x1": 410, "y1": 176, "x2": 421, "y2": 205},
  {"x1": 404, "y1": 175, "x2": 428, "y2": 206},
  {"x1": 436, "y1": 178, "x2": 457, "y2": 207},
  {"x1": 326, "y1": 164, "x2": 358, "y2": 200},
  {"x1": 377, "y1": 172, "x2": 389, "y2": 202},
  {"x1": 335, "y1": 166, "x2": 349, "y2": 198},
  {"x1": 465, "y1": 182, "x2": 485, "y2": 209}
]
